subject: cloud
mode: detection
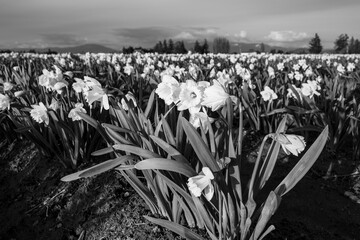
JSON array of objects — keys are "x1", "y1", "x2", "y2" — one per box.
[
  {"x1": 40, "y1": 33, "x2": 88, "y2": 46},
  {"x1": 235, "y1": 30, "x2": 247, "y2": 39},
  {"x1": 266, "y1": 31, "x2": 309, "y2": 42},
  {"x1": 113, "y1": 26, "x2": 221, "y2": 47}
]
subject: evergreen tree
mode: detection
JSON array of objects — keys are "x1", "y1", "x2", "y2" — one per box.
[
  {"x1": 202, "y1": 39, "x2": 209, "y2": 54},
  {"x1": 194, "y1": 40, "x2": 202, "y2": 53},
  {"x1": 348, "y1": 37, "x2": 355, "y2": 53},
  {"x1": 260, "y1": 43, "x2": 265, "y2": 52},
  {"x1": 163, "y1": 39, "x2": 168, "y2": 53},
  {"x1": 153, "y1": 41, "x2": 163, "y2": 53},
  {"x1": 308, "y1": 33, "x2": 323, "y2": 54},
  {"x1": 168, "y1": 39, "x2": 174, "y2": 53},
  {"x1": 334, "y1": 34, "x2": 349, "y2": 53},
  {"x1": 213, "y1": 37, "x2": 230, "y2": 53},
  {"x1": 354, "y1": 39, "x2": 360, "y2": 54},
  {"x1": 174, "y1": 41, "x2": 187, "y2": 54}
]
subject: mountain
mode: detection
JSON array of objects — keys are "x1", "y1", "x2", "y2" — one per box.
[{"x1": 9, "y1": 44, "x2": 119, "y2": 54}]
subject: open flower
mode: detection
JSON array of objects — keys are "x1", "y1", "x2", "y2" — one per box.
[
  {"x1": 72, "y1": 78, "x2": 87, "y2": 93},
  {"x1": 3, "y1": 82, "x2": 14, "y2": 91},
  {"x1": 201, "y1": 80, "x2": 229, "y2": 111},
  {"x1": 30, "y1": 102, "x2": 49, "y2": 125},
  {"x1": 187, "y1": 167, "x2": 214, "y2": 201},
  {"x1": 270, "y1": 133, "x2": 306, "y2": 156},
  {"x1": 0, "y1": 93, "x2": 10, "y2": 110},
  {"x1": 260, "y1": 86, "x2": 278, "y2": 102},
  {"x1": 301, "y1": 80, "x2": 320, "y2": 99},
  {"x1": 68, "y1": 103, "x2": 87, "y2": 121},
  {"x1": 155, "y1": 75, "x2": 180, "y2": 105},
  {"x1": 177, "y1": 80, "x2": 203, "y2": 112}
]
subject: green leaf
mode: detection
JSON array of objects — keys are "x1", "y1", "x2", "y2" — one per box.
[
  {"x1": 144, "y1": 216, "x2": 206, "y2": 240},
  {"x1": 149, "y1": 135, "x2": 188, "y2": 163},
  {"x1": 113, "y1": 144, "x2": 161, "y2": 158},
  {"x1": 181, "y1": 117, "x2": 219, "y2": 172},
  {"x1": 61, "y1": 155, "x2": 134, "y2": 181},
  {"x1": 275, "y1": 125, "x2": 329, "y2": 196},
  {"x1": 135, "y1": 158, "x2": 197, "y2": 178},
  {"x1": 251, "y1": 191, "x2": 280, "y2": 240},
  {"x1": 91, "y1": 147, "x2": 114, "y2": 156}
]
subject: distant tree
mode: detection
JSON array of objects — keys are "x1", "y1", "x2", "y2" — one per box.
[
  {"x1": 270, "y1": 49, "x2": 276, "y2": 54},
  {"x1": 174, "y1": 41, "x2": 187, "y2": 54},
  {"x1": 202, "y1": 39, "x2": 209, "y2": 54},
  {"x1": 354, "y1": 39, "x2": 360, "y2": 54},
  {"x1": 194, "y1": 40, "x2": 202, "y2": 53},
  {"x1": 153, "y1": 41, "x2": 164, "y2": 53},
  {"x1": 277, "y1": 49, "x2": 284, "y2": 54},
  {"x1": 162, "y1": 40, "x2": 168, "y2": 53},
  {"x1": 348, "y1": 37, "x2": 355, "y2": 54},
  {"x1": 213, "y1": 37, "x2": 230, "y2": 53},
  {"x1": 334, "y1": 34, "x2": 349, "y2": 53},
  {"x1": 260, "y1": 42, "x2": 265, "y2": 52},
  {"x1": 308, "y1": 33, "x2": 323, "y2": 54},
  {"x1": 122, "y1": 46, "x2": 134, "y2": 54},
  {"x1": 168, "y1": 39, "x2": 174, "y2": 53}
]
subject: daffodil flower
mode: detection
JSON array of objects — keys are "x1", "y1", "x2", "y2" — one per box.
[
  {"x1": 177, "y1": 80, "x2": 203, "y2": 112},
  {"x1": 270, "y1": 133, "x2": 306, "y2": 156},
  {"x1": 155, "y1": 75, "x2": 180, "y2": 105},
  {"x1": 189, "y1": 111, "x2": 214, "y2": 132},
  {"x1": 30, "y1": 102, "x2": 49, "y2": 125},
  {"x1": 121, "y1": 92, "x2": 138, "y2": 111},
  {"x1": 68, "y1": 103, "x2": 87, "y2": 121},
  {"x1": 201, "y1": 80, "x2": 230, "y2": 111},
  {"x1": 84, "y1": 85, "x2": 109, "y2": 110},
  {"x1": 187, "y1": 167, "x2": 214, "y2": 201},
  {"x1": 260, "y1": 86, "x2": 278, "y2": 102},
  {"x1": 0, "y1": 93, "x2": 10, "y2": 110}
]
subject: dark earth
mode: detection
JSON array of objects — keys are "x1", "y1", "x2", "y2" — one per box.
[{"x1": 1, "y1": 136, "x2": 360, "y2": 240}]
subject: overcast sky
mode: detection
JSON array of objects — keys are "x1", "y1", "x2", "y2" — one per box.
[{"x1": 1, "y1": 0, "x2": 360, "y2": 50}]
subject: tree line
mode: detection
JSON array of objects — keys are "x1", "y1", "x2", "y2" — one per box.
[{"x1": 309, "y1": 33, "x2": 360, "y2": 54}]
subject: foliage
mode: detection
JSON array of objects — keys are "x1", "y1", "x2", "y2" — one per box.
[
  {"x1": 213, "y1": 37, "x2": 230, "y2": 54},
  {"x1": 334, "y1": 34, "x2": 349, "y2": 53},
  {"x1": 308, "y1": 33, "x2": 323, "y2": 54}
]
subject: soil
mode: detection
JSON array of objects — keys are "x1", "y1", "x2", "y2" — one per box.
[{"x1": 1, "y1": 137, "x2": 360, "y2": 240}]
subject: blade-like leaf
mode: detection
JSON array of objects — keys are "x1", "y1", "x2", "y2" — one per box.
[
  {"x1": 113, "y1": 144, "x2": 161, "y2": 158},
  {"x1": 275, "y1": 125, "x2": 329, "y2": 196},
  {"x1": 135, "y1": 158, "x2": 197, "y2": 177},
  {"x1": 181, "y1": 117, "x2": 219, "y2": 172}
]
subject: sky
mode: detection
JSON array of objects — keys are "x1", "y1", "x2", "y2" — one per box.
[{"x1": 1, "y1": 0, "x2": 360, "y2": 50}]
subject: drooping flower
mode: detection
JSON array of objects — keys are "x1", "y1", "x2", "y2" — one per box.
[
  {"x1": 260, "y1": 86, "x2": 278, "y2": 102},
  {"x1": 72, "y1": 78, "x2": 87, "y2": 93},
  {"x1": 155, "y1": 75, "x2": 180, "y2": 105},
  {"x1": 121, "y1": 92, "x2": 138, "y2": 111},
  {"x1": 189, "y1": 111, "x2": 214, "y2": 132},
  {"x1": 187, "y1": 167, "x2": 214, "y2": 201},
  {"x1": 68, "y1": 103, "x2": 87, "y2": 121},
  {"x1": 201, "y1": 80, "x2": 230, "y2": 111},
  {"x1": 30, "y1": 102, "x2": 49, "y2": 125},
  {"x1": 0, "y1": 93, "x2": 10, "y2": 110},
  {"x1": 84, "y1": 85, "x2": 109, "y2": 110},
  {"x1": 270, "y1": 133, "x2": 306, "y2": 156}
]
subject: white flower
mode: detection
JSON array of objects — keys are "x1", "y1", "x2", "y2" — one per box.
[
  {"x1": 337, "y1": 64, "x2": 345, "y2": 75},
  {"x1": 177, "y1": 80, "x2": 203, "y2": 112},
  {"x1": 301, "y1": 80, "x2": 320, "y2": 99},
  {"x1": 201, "y1": 80, "x2": 230, "y2": 111},
  {"x1": 30, "y1": 102, "x2": 49, "y2": 125},
  {"x1": 124, "y1": 64, "x2": 134, "y2": 75},
  {"x1": 347, "y1": 62, "x2": 355, "y2": 72},
  {"x1": 270, "y1": 133, "x2": 306, "y2": 156},
  {"x1": 53, "y1": 82, "x2": 68, "y2": 94},
  {"x1": 49, "y1": 99, "x2": 59, "y2": 111},
  {"x1": 121, "y1": 92, "x2": 138, "y2": 111},
  {"x1": 267, "y1": 66, "x2": 275, "y2": 79},
  {"x1": 155, "y1": 75, "x2": 180, "y2": 105},
  {"x1": 260, "y1": 86, "x2": 278, "y2": 102},
  {"x1": 189, "y1": 111, "x2": 214, "y2": 132},
  {"x1": 84, "y1": 85, "x2": 109, "y2": 110},
  {"x1": 72, "y1": 78, "x2": 87, "y2": 93},
  {"x1": 187, "y1": 167, "x2": 214, "y2": 201},
  {"x1": 0, "y1": 93, "x2": 10, "y2": 110},
  {"x1": 3, "y1": 82, "x2": 14, "y2": 91},
  {"x1": 68, "y1": 103, "x2": 87, "y2": 121}
]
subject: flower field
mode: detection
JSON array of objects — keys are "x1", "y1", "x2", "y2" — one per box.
[{"x1": 1, "y1": 51, "x2": 360, "y2": 239}]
